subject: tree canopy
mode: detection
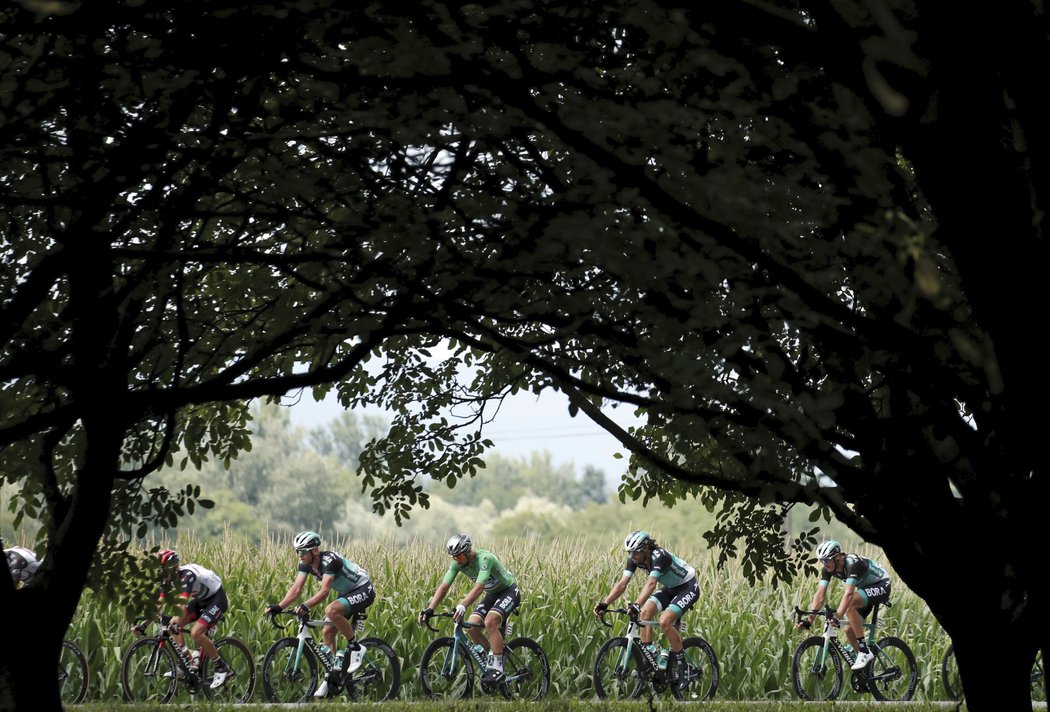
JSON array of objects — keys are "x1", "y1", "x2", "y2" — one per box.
[{"x1": 1, "y1": 1, "x2": 1046, "y2": 708}]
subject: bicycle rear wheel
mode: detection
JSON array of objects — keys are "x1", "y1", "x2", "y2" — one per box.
[
  {"x1": 419, "y1": 637, "x2": 474, "y2": 700},
  {"x1": 593, "y1": 637, "x2": 645, "y2": 700},
  {"x1": 345, "y1": 637, "x2": 400, "y2": 701},
  {"x1": 121, "y1": 637, "x2": 179, "y2": 703},
  {"x1": 201, "y1": 637, "x2": 256, "y2": 703},
  {"x1": 671, "y1": 636, "x2": 720, "y2": 701},
  {"x1": 941, "y1": 644, "x2": 961, "y2": 700},
  {"x1": 499, "y1": 637, "x2": 550, "y2": 701},
  {"x1": 59, "y1": 639, "x2": 89, "y2": 704},
  {"x1": 868, "y1": 636, "x2": 918, "y2": 701},
  {"x1": 791, "y1": 636, "x2": 843, "y2": 700},
  {"x1": 261, "y1": 637, "x2": 318, "y2": 702}
]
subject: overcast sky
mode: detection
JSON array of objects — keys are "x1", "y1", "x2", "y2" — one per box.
[{"x1": 286, "y1": 387, "x2": 639, "y2": 482}]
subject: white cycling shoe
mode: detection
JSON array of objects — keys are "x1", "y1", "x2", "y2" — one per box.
[
  {"x1": 313, "y1": 679, "x2": 329, "y2": 698},
  {"x1": 851, "y1": 650, "x2": 874, "y2": 670}
]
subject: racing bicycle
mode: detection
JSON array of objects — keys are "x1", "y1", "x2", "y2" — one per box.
[
  {"x1": 419, "y1": 610, "x2": 550, "y2": 700},
  {"x1": 120, "y1": 620, "x2": 255, "y2": 703},
  {"x1": 260, "y1": 610, "x2": 400, "y2": 702},
  {"x1": 792, "y1": 603, "x2": 917, "y2": 701},
  {"x1": 593, "y1": 607, "x2": 719, "y2": 701}
]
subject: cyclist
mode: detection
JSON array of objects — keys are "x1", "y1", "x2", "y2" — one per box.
[
  {"x1": 133, "y1": 549, "x2": 233, "y2": 689},
  {"x1": 5, "y1": 546, "x2": 42, "y2": 587},
  {"x1": 264, "y1": 530, "x2": 375, "y2": 698},
  {"x1": 418, "y1": 533, "x2": 520, "y2": 686},
  {"x1": 797, "y1": 539, "x2": 892, "y2": 670},
  {"x1": 593, "y1": 530, "x2": 699, "y2": 688}
]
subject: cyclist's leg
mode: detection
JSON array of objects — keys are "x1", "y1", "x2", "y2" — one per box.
[
  {"x1": 485, "y1": 585, "x2": 520, "y2": 656},
  {"x1": 328, "y1": 583, "x2": 374, "y2": 653},
  {"x1": 661, "y1": 580, "x2": 699, "y2": 653},
  {"x1": 190, "y1": 596, "x2": 222, "y2": 663}
]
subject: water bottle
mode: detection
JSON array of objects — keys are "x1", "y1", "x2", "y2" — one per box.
[
  {"x1": 658, "y1": 649, "x2": 670, "y2": 671},
  {"x1": 473, "y1": 643, "x2": 485, "y2": 661},
  {"x1": 505, "y1": 621, "x2": 514, "y2": 638},
  {"x1": 318, "y1": 643, "x2": 334, "y2": 665},
  {"x1": 335, "y1": 649, "x2": 345, "y2": 668},
  {"x1": 189, "y1": 649, "x2": 201, "y2": 670}
]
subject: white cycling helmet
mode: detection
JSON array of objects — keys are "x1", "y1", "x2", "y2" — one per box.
[
  {"x1": 815, "y1": 540, "x2": 841, "y2": 560},
  {"x1": 447, "y1": 533, "x2": 472, "y2": 557},
  {"x1": 293, "y1": 531, "x2": 321, "y2": 552},
  {"x1": 623, "y1": 530, "x2": 652, "y2": 552}
]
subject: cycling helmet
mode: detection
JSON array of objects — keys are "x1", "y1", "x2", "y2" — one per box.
[
  {"x1": 623, "y1": 530, "x2": 652, "y2": 552},
  {"x1": 815, "y1": 540, "x2": 841, "y2": 560},
  {"x1": 447, "y1": 533, "x2": 472, "y2": 557},
  {"x1": 156, "y1": 549, "x2": 180, "y2": 567},
  {"x1": 293, "y1": 531, "x2": 321, "y2": 552}
]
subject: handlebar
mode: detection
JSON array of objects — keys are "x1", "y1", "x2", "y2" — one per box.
[
  {"x1": 423, "y1": 611, "x2": 486, "y2": 633},
  {"x1": 266, "y1": 610, "x2": 329, "y2": 630},
  {"x1": 596, "y1": 608, "x2": 660, "y2": 628}
]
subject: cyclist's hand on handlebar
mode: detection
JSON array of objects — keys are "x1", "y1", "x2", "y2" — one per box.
[
  {"x1": 829, "y1": 616, "x2": 841, "y2": 628},
  {"x1": 627, "y1": 602, "x2": 641, "y2": 620},
  {"x1": 453, "y1": 604, "x2": 467, "y2": 623},
  {"x1": 132, "y1": 624, "x2": 147, "y2": 636},
  {"x1": 593, "y1": 601, "x2": 609, "y2": 617},
  {"x1": 264, "y1": 604, "x2": 283, "y2": 617},
  {"x1": 294, "y1": 603, "x2": 310, "y2": 617},
  {"x1": 418, "y1": 608, "x2": 434, "y2": 626},
  {"x1": 797, "y1": 619, "x2": 812, "y2": 630}
]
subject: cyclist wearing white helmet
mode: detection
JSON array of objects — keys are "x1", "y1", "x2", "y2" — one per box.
[
  {"x1": 264, "y1": 531, "x2": 375, "y2": 698},
  {"x1": 133, "y1": 548, "x2": 232, "y2": 689},
  {"x1": 798, "y1": 540, "x2": 891, "y2": 671},
  {"x1": 594, "y1": 530, "x2": 700, "y2": 689},
  {"x1": 418, "y1": 533, "x2": 520, "y2": 685},
  {"x1": 5, "y1": 546, "x2": 42, "y2": 587}
]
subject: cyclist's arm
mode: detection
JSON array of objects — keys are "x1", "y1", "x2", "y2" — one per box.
[
  {"x1": 805, "y1": 581, "x2": 829, "y2": 625},
  {"x1": 275, "y1": 572, "x2": 309, "y2": 609},
  {"x1": 426, "y1": 581, "x2": 452, "y2": 611},
  {"x1": 633, "y1": 576, "x2": 659, "y2": 608},
  {"x1": 835, "y1": 582, "x2": 858, "y2": 620},
  {"x1": 600, "y1": 575, "x2": 632, "y2": 606},
  {"x1": 459, "y1": 580, "x2": 487, "y2": 613},
  {"x1": 302, "y1": 573, "x2": 335, "y2": 609}
]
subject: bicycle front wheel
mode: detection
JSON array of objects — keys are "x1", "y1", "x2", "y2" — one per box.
[
  {"x1": 261, "y1": 637, "x2": 318, "y2": 702},
  {"x1": 791, "y1": 636, "x2": 843, "y2": 701},
  {"x1": 941, "y1": 644, "x2": 960, "y2": 700},
  {"x1": 671, "y1": 636, "x2": 720, "y2": 701},
  {"x1": 593, "y1": 637, "x2": 645, "y2": 700},
  {"x1": 868, "y1": 636, "x2": 918, "y2": 701},
  {"x1": 419, "y1": 637, "x2": 474, "y2": 700},
  {"x1": 345, "y1": 637, "x2": 400, "y2": 701},
  {"x1": 201, "y1": 637, "x2": 256, "y2": 703},
  {"x1": 121, "y1": 637, "x2": 179, "y2": 703},
  {"x1": 59, "y1": 639, "x2": 89, "y2": 704},
  {"x1": 499, "y1": 637, "x2": 550, "y2": 701}
]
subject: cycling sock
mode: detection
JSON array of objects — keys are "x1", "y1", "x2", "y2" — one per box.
[{"x1": 491, "y1": 654, "x2": 504, "y2": 671}]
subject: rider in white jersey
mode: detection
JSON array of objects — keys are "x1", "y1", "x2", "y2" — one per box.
[
  {"x1": 5, "y1": 546, "x2": 42, "y2": 587},
  {"x1": 134, "y1": 549, "x2": 233, "y2": 689}
]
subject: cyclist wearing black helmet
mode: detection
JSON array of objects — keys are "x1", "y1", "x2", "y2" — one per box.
[
  {"x1": 264, "y1": 531, "x2": 375, "y2": 698},
  {"x1": 418, "y1": 533, "x2": 519, "y2": 685},
  {"x1": 798, "y1": 540, "x2": 891, "y2": 671},
  {"x1": 594, "y1": 530, "x2": 700, "y2": 688}
]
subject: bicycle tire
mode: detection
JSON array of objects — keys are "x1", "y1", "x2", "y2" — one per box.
[
  {"x1": 200, "y1": 636, "x2": 256, "y2": 703},
  {"x1": 345, "y1": 637, "x2": 400, "y2": 701},
  {"x1": 261, "y1": 636, "x2": 318, "y2": 702},
  {"x1": 867, "y1": 635, "x2": 918, "y2": 701},
  {"x1": 121, "y1": 636, "x2": 179, "y2": 703},
  {"x1": 593, "y1": 636, "x2": 646, "y2": 700},
  {"x1": 791, "y1": 636, "x2": 843, "y2": 701},
  {"x1": 499, "y1": 637, "x2": 550, "y2": 701},
  {"x1": 419, "y1": 636, "x2": 475, "y2": 700},
  {"x1": 671, "y1": 636, "x2": 720, "y2": 701},
  {"x1": 59, "y1": 639, "x2": 89, "y2": 704}
]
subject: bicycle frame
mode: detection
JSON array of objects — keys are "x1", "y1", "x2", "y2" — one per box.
[
  {"x1": 279, "y1": 615, "x2": 344, "y2": 677},
  {"x1": 799, "y1": 605, "x2": 900, "y2": 688},
  {"x1": 428, "y1": 612, "x2": 530, "y2": 689},
  {"x1": 601, "y1": 608, "x2": 685, "y2": 678}
]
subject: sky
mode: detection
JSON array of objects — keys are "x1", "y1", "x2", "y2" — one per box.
[{"x1": 286, "y1": 387, "x2": 640, "y2": 482}]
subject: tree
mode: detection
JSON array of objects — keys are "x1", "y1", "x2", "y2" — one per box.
[{"x1": 1, "y1": 2, "x2": 1044, "y2": 708}]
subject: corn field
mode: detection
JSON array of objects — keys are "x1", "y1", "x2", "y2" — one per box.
[{"x1": 69, "y1": 532, "x2": 955, "y2": 702}]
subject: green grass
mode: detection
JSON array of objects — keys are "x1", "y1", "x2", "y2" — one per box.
[{"x1": 71, "y1": 532, "x2": 955, "y2": 703}]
